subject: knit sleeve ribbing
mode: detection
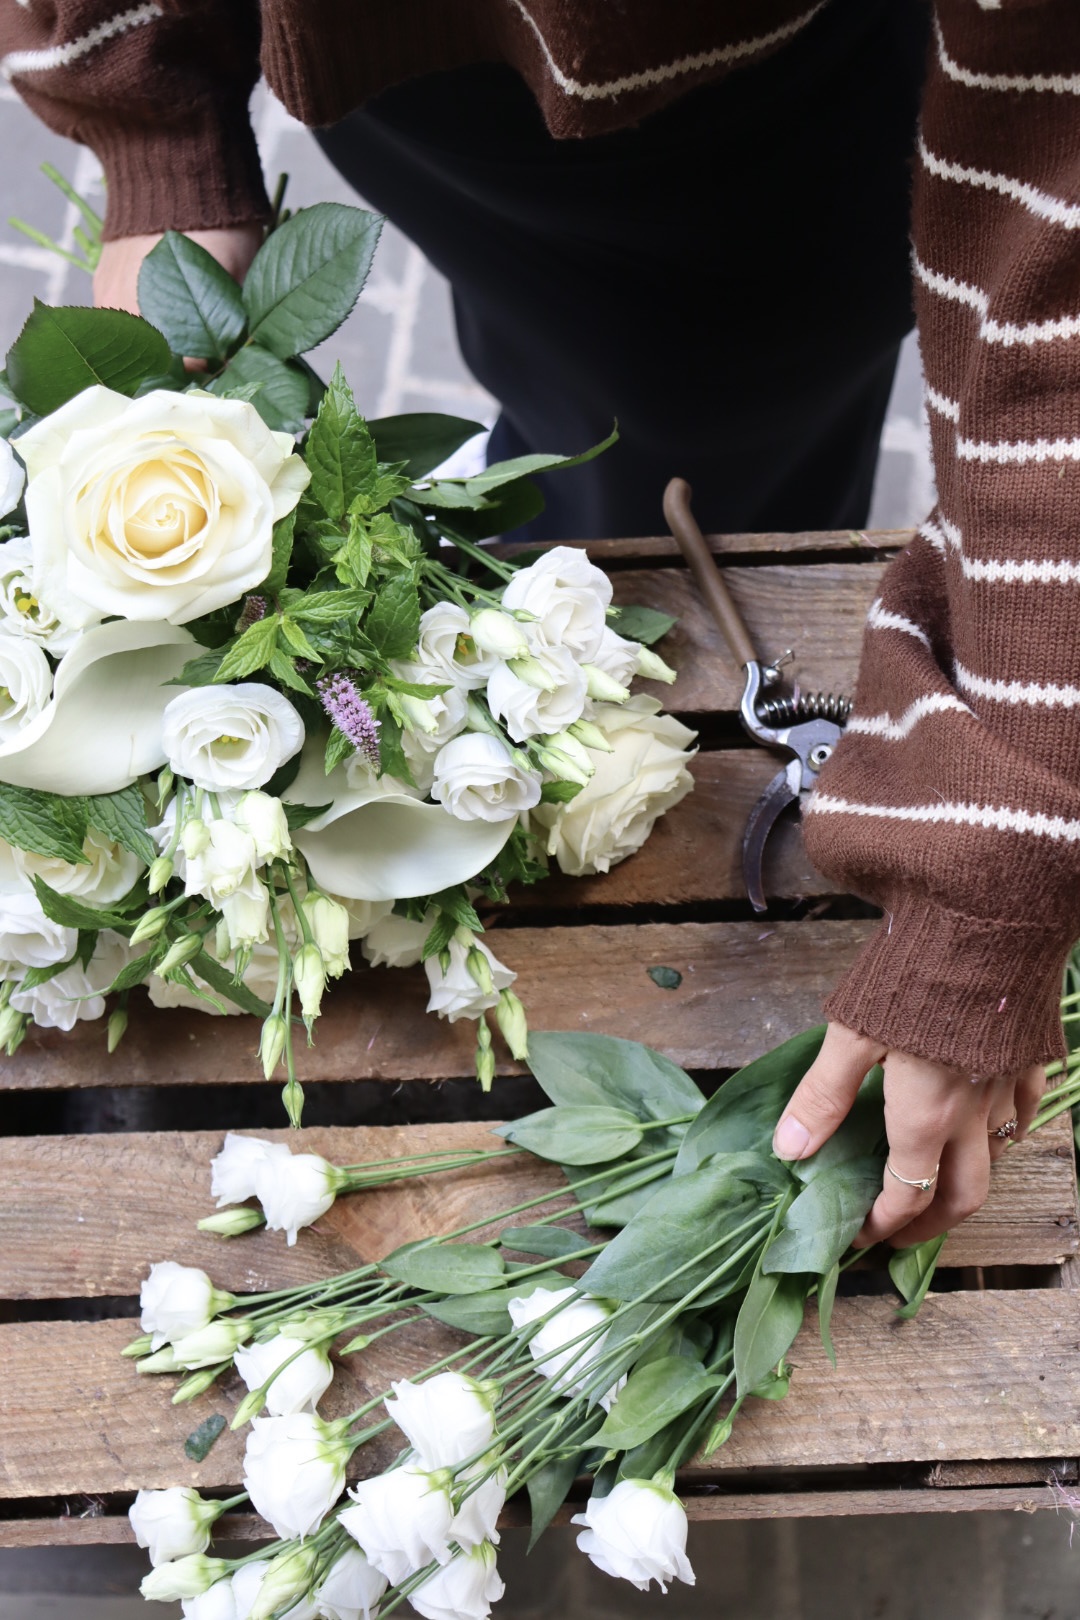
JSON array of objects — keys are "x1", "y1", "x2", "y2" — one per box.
[{"x1": 803, "y1": 0, "x2": 1080, "y2": 1073}]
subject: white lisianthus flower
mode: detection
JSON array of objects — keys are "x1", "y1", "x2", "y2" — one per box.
[
  {"x1": 184, "y1": 820, "x2": 259, "y2": 905},
  {"x1": 242, "y1": 1413, "x2": 352, "y2": 1541},
  {"x1": 360, "y1": 911, "x2": 431, "y2": 970},
  {"x1": 499, "y1": 545, "x2": 612, "y2": 661},
  {"x1": 0, "y1": 634, "x2": 51, "y2": 742},
  {"x1": 507, "y1": 1285, "x2": 624, "y2": 1409},
  {"x1": 0, "y1": 438, "x2": 24, "y2": 520},
  {"x1": 230, "y1": 1563, "x2": 270, "y2": 1620},
  {"x1": 572, "y1": 1478, "x2": 695, "y2": 1593},
  {"x1": 322, "y1": 893, "x2": 392, "y2": 945},
  {"x1": 162, "y1": 685, "x2": 304, "y2": 793},
  {"x1": 431, "y1": 733, "x2": 540, "y2": 823},
  {"x1": 129, "y1": 1486, "x2": 221, "y2": 1566},
  {"x1": 234, "y1": 1330, "x2": 334, "y2": 1416},
  {"x1": 0, "y1": 536, "x2": 77, "y2": 653},
  {"x1": 140, "y1": 1556, "x2": 230, "y2": 1603},
  {"x1": 220, "y1": 869, "x2": 272, "y2": 952},
  {"x1": 588, "y1": 626, "x2": 640, "y2": 689},
  {"x1": 408, "y1": 1544, "x2": 505, "y2": 1620},
  {"x1": 450, "y1": 1472, "x2": 507, "y2": 1552},
  {"x1": 182, "y1": 1579, "x2": 238, "y2": 1620},
  {"x1": 384, "y1": 1373, "x2": 497, "y2": 1471},
  {"x1": 139, "y1": 1261, "x2": 234, "y2": 1349},
  {"x1": 300, "y1": 892, "x2": 352, "y2": 972},
  {"x1": 235, "y1": 791, "x2": 292, "y2": 863},
  {"x1": 21, "y1": 386, "x2": 308, "y2": 628},
  {"x1": 531, "y1": 697, "x2": 696, "y2": 876},
  {"x1": 315, "y1": 1546, "x2": 388, "y2": 1620},
  {"x1": 0, "y1": 889, "x2": 75, "y2": 975},
  {"x1": 253, "y1": 1150, "x2": 347, "y2": 1246},
  {"x1": 340, "y1": 1465, "x2": 455, "y2": 1585},
  {"x1": 13, "y1": 828, "x2": 142, "y2": 908},
  {"x1": 10, "y1": 928, "x2": 133, "y2": 1030},
  {"x1": 211, "y1": 1132, "x2": 291, "y2": 1207},
  {"x1": 415, "y1": 601, "x2": 499, "y2": 690},
  {"x1": 425, "y1": 935, "x2": 514, "y2": 1023},
  {"x1": 486, "y1": 637, "x2": 587, "y2": 743}
]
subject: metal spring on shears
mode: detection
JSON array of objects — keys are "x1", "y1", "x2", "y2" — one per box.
[{"x1": 755, "y1": 690, "x2": 852, "y2": 727}]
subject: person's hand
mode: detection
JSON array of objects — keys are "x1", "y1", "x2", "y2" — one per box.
[
  {"x1": 771, "y1": 1022, "x2": 1046, "y2": 1247},
  {"x1": 93, "y1": 225, "x2": 264, "y2": 315}
]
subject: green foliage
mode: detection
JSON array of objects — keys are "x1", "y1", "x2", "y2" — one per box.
[
  {"x1": 674, "y1": 1025, "x2": 827, "y2": 1171},
  {"x1": 6, "y1": 302, "x2": 171, "y2": 414},
  {"x1": 733, "y1": 1270, "x2": 808, "y2": 1398},
  {"x1": 763, "y1": 1158, "x2": 882, "y2": 1276},
  {"x1": 383, "y1": 1241, "x2": 506, "y2": 1295},
  {"x1": 137, "y1": 232, "x2": 246, "y2": 361},
  {"x1": 0, "y1": 783, "x2": 88, "y2": 864},
  {"x1": 305, "y1": 365, "x2": 378, "y2": 520},
  {"x1": 208, "y1": 346, "x2": 309, "y2": 431},
  {"x1": 214, "y1": 615, "x2": 280, "y2": 681},
  {"x1": 590, "y1": 1356, "x2": 722, "y2": 1452},
  {"x1": 85, "y1": 784, "x2": 156, "y2": 865},
  {"x1": 497, "y1": 1106, "x2": 644, "y2": 1166},
  {"x1": 446, "y1": 426, "x2": 619, "y2": 497},
  {"x1": 609, "y1": 604, "x2": 677, "y2": 645},
  {"x1": 370, "y1": 413, "x2": 485, "y2": 479},
  {"x1": 499, "y1": 1225, "x2": 588, "y2": 1260},
  {"x1": 818, "y1": 1260, "x2": 840, "y2": 1367},
  {"x1": 527, "y1": 1031, "x2": 704, "y2": 1124},
  {"x1": 889, "y1": 1234, "x2": 947, "y2": 1319},
  {"x1": 365, "y1": 573, "x2": 421, "y2": 660},
  {"x1": 31, "y1": 875, "x2": 143, "y2": 932},
  {"x1": 243, "y1": 204, "x2": 383, "y2": 359}
]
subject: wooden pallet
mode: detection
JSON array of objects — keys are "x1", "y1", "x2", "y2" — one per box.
[{"x1": 2, "y1": 526, "x2": 1077, "y2": 1551}]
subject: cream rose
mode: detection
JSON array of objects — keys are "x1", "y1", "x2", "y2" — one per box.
[
  {"x1": 161, "y1": 685, "x2": 304, "y2": 791},
  {"x1": 0, "y1": 438, "x2": 25, "y2": 521},
  {"x1": 431, "y1": 732, "x2": 540, "y2": 822},
  {"x1": 0, "y1": 634, "x2": 51, "y2": 743},
  {"x1": 20, "y1": 387, "x2": 308, "y2": 628},
  {"x1": 531, "y1": 696, "x2": 696, "y2": 875},
  {"x1": 0, "y1": 537, "x2": 77, "y2": 654}
]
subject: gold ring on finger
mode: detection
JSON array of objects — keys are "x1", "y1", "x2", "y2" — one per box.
[
  {"x1": 988, "y1": 1117, "x2": 1018, "y2": 1140},
  {"x1": 886, "y1": 1159, "x2": 938, "y2": 1193}
]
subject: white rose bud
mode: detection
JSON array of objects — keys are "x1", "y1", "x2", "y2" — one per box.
[
  {"x1": 140, "y1": 1555, "x2": 230, "y2": 1603},
  {"x1": 0, "y1": 439, "x2": 25, "y2": 520},
  {"x1": 507, "y1": 1285, "x2": 625, "y2": 1409},
  {"x1": 384, "y1": 1372, "x2": 497, "y2": 1471},
  {"x1": 242, "y1": 1414, "x2": 353, "y2": 1541},
  {"x1": 0, "y1": 633, "x2": 52, "y2": 742},
  {"x1": 408, "y1": 1544, "x2": 505, "y2": 1620},
  {"x1": 431, "y1": 732, "x2": 540, "y2": 823},
  {"x1": 211, "y1": 1133, "x2": 292, "y2": 1207},
  {"x1": 425, "y1": 935, "x2": 514, "y2": 1023},
  {"x1": 235, "y1": 790, "x2": 292, "y2": 863},
  {"x1": 339, "y1": 1464, "x2": 455, "y2": 1585},
  {"x1": 253, "y1": 1149, "x2": 347, "y2": 1246},
  {"x1": 572, "y1": 1478, "x2": 695, "y2": 1592},
  {"x1": 468, "y1": 608, "x2": 529, "y2": 660},
  {"x1": 499, "y1": 545, "x2": 612, "y2": 661},
  {"x1": 314, "y1": 1546, "x2": 387, "y2": 1620},
  {"x1": 234, "y1": 1329, "x2": 334, "y2": 1417},
  {"x1": 300, "y1": 893, "x2": 351, "y2": 976},
  {"x1": 129, "y1": 1487, "x2": 223, "y2": 1566},
  {"x1": 139, "y1": 1261, "x2": 236, "y2": 1349},
  {"x1": 162, "y1": 685, "x2": 304, "y2": 793},
  {"x1": 170, "y1": 1318, "x2": 253, "y2": 1370}
]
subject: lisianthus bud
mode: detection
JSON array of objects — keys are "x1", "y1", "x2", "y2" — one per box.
[
  {"x1": 197, "y1": 1207, "x2": 266, "y2": 1237},
  {"x1": 464, "y1": 696, "x2": 502, "y2": 736},
  {"x1": 465, "y1": 946, "x2": 494, "y2": 995},
  {"x1": 121, "y1": 1332, "x2": 155, "y2": 1359},
  {"x1": 300, "y1": 892, "x2": 351, "y2": 977},
  {"x1": 2, "y1": 1011, "x2": 26, "y2": 1055},
  {"x1": 398, "y1": 693, "x2": 440, "y2": 735},
  {"x1": 107, "y1": 1006, "x2": 128, "y2": 1053},
  {"x1": 292, "y1": 941, "x2": 326, "y2": 1026},
  {"x1": 129, "y1": 1487, "x2": 224, "y2": 1566},
  {"x1": 534, "y1": 741, "x2": 593, "y2": 788},
  {"x1": 259, "y1": 1013, "x2": 287, "y2": 1079},
  {"x1": 0, "y1": 1003, "x2": 25, "y2": 1049},
  {"x1": 540, "y1": 729, "x2": 594, "y2": 777},
  {"x1": 635, "y1": 645, "x2": 677, "y2": 683},
  {"x1": 140, "y1": 1555, "x2": 229, "y2": 1603},
  {"x1": 148, "y1": 855, "x2": 173, "y2": 893},
  {"x1": 157, "y1": 932, "x2": 204, "y2": 977},
  {"x1": 475, "y1": 1018, "x2": 495, "y2": 1093},
  {"x1": 581, "y1": 663, "x2": 630, "y2": 703},
  {"x1": 235, "y1": 790, "x2": 292, "y2": 863},
  {"x1": 137, "y1": 1344, "x2": 183, "y2": 1374},
  {"x1": 170, "y1": 1318, "x2": 253, "y2": 1370},
  {"x1": 157, "y1": 765, "x2": 174, "y2": 805},
  {"x1": 181, "y1": 817, "x2": 212, "y2": 859},
  {"x1": 496, "y1": 989, "x2": 529, "y2": 1060},
  {"x1": 247, "y1": 1544, "x2": 320, "y2": 1620},
  {"x1": 568, "y1": 718, "x2": 614, "y2": 752},
  {"x1": 130, "y1": 906, "x2": 169, "y2": 945},
  {"x1": 507, "y1": 654, "x2": 559, "y2": 693},
  {"x1": 172, "y1": 1363, "x2": 228, "y2": 1404},
  {"x1": 282, "y1": 1077, "x2": 305, "y2": 1128},
  {"x1": 469, "y1": 608, "x2": 529, "y2": 660}
]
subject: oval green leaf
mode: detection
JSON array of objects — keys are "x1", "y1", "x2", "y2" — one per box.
[
  {"x1": 137, "y1": 231, "x2": 246, "y2": 361},
  {"x1": 6, "y1": 303, "x2": 172, "y2": 415},
  {"x1": 243, "y1": 204, "x2": 383, "y2": 359},
  {"x1": 383, "y1": 1240, "x2": 506, "y2": 1295},
  {"x1": 497, "y1": 1105, "x2": 644, "y2": 1166}
]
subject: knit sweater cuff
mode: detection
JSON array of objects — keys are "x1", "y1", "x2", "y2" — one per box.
[
  {"x1": 86, "y1": 104, "x2": 271, "y2": 241},
  {"x1": 823, "y1": 899, "x2": 1071, "y2": 1075}
]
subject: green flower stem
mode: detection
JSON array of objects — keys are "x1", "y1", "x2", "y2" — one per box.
[
  {"x1": 337, "y1": 1144, "x2": 516, "y2": 1175},
  {"x1": 339, "y1": 1149, "x2": 522, "y2": 1191},
  {"x1": 438, "y1": 530, "x2": 517, "y2": 583},
  {"x1": 281, "y1": 861, "x2": 316, "y2": 947}
]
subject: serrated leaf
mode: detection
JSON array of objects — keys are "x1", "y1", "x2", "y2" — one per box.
[
  {"x1": 214, "y1": 615, "x2": 280, "y2": 681},
  {"x1": 208, "y1": 345, "x2": 309, "y2": 431},
  {"x1": 262, "y1": 509, "x2": 295, "y2": 597},
  {"x1": 279, "y1": 615, "x2": 320, "y2": 660},
  {"x1": 369, "y1": 413, "x2": 485, "y2": 479},
  {"x1": 338, "y1": 516, "x2": 373, "y2": 588},
  {"x1": 6, "y1": 302, "x2": 172, "y2": 415},
  {"x1": 85, "y1": 783, "x2": 155, "y2": 865},
  {"x1": 383, "y1": 1240, "x2": 505, "y2": 1295},
  {"x1": 190, "y1": 949, "x2": 272, "y2": 1017},
  {"x1": 421, "y1": 911, "x2": 456, "y2": 962},
  {"x1": 30, "y1": 874, "x2": 139, "y2": 931},
  {"x1": 243, "y1": 205, "x2": 383, "y2": 359},
  {"x1": 539, "y1": 779, "x2": 584, "y2": 804},
  {"x1": 268, "y1": 649, "x2": 314, "y2": 696},
  {"x1": 137, "y1": 231, "x2": 247, "y2": 361},
  {"x1": 324, "y1": 727, "x2": 353, "y2": 775},
  {"x1": 0, "y1": 784, "x2": 87, "y2": 864},
  {"x1": 610, "y1": 604, "x2": 677, "y2": 646},
  {"x1": 108, "y1": 948, "x2": 159, "y2": 993},
  {"x1": 167, "y1": 647, "x2": 226, "y2": 688},
  {"x1": 376, "y1": 711, "x2": 415, "y2": 787},
  {"x1": 304, "y1": 365, "x2": 378, "y2": 521},
  {"x1": 281, "y1": 586, "x2": 370, "y2": 626},
  {"x1": 365, "y1": 573, "x2": 420, "y2": 660}
]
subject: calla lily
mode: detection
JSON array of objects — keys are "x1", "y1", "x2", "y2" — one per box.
[
  {"x1": 0, "y1": 619, "x2": 194, "y2": 795},
  {"x1": 286, "y1": 746, "x2": 512, "y2": 901}
]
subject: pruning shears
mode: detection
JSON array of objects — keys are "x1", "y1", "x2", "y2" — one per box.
[{"x1": 662, "y1": 477, "x2": 850, "y2": 912}]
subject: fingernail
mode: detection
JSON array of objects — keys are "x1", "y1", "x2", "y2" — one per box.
[{"x1": 773, "y1": 1114, "x2": 811, "y2": 1160}]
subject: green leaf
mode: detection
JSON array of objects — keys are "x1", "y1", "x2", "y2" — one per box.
[
  {"x1": 19, "y1": 951, "x2": 79, "y2": 992},
  {"x1": 818, "y1": 1259, "x2": 839, "y2": 1367},
  {"x1": 525, "y1": 1453, "x2": 584, "y2": 1552},
  {"x1": 0, "y1": 784, "x2": 87, "y2": 864},
  {"x1": 369, "y1": 413, "x2": 485, "y2": 479},
  {"x1": 889, "y1": 1234, "x2": 946, "y2": 1319},
  {"x1": 590, "y1": 1357, "x2": 721, "y2": 1452},
  {"x1": 214, "y1": 615, "x2": 280, "y2": 681},
  {"x1": 422, "y1": 1292, "x2": 515, "y2": 1337},
  {"x1": 383, "y1": 1241, "x2": 506, "y2": 1295},
  {"x1": 31, "y1": 875, "x2": 142, "y2": 933},
  {"x1": 284, "y1": 801, "x2": 332, "y2": 832},
  {"x1": 207, "y1": 345, "x2": 309, "y2": 431},
  {"x1": 268, "y1": 649, "x2": 314, "y2": 696},
  {"x1": 496, "y1": 1105, "x2": 644, "y2": 1166},
  {"x1": 279, "y1": 615, "x2": 320, "y2": 660},
  {"x1": 539, "y1": 779, "x2": 584, "y2": 804},
  {"x1": 243, "y1": 204, "x2": 383, "y2": 359},
  {"x1": 674, "y1": 1025, "x2": 827, "y2": 1173},
  {"x1": 184, "y1": 1413, "x2": 226, "y2": 1462},
  {"x1": 500, "y1": 1225, "x2": 588, "y2": 1260},
  {"x1": 376, "y1": 711, "x2": 415, "y2": 787},
  {"x1": 381, "y1": 674, "x2": 449, "y2": 699},
  {"x1": 792, "y1": 1067, "x2": 886, "y2": 1184},
  {"x1": 324, "y1": 727, "x2": 354, "y2": 775},
  {"x1": 436, "y1": 480, "x2": 546, "y2": 542},
  {"x1": 281, "y1": 586, "x2": 370, "y2": 626},
  {"x1": 527, "y1": 1030, "x2": 704, "y2": 1125},
  {"x1": 6, "y1": 302, "x2": 171, "y2": 415},
  {"x1": 262, "y1": 509, "x2": 296, "y2": 597},
  {"x1": 137, "y1": 231, "x2": 246, "y2": 361},
  {"x1": 108, "y1": 948, "x2": 158, "y2": 993},
  {"x1": 734, "y1": 1270, "x2": 808, "y2": 1399},
  {"x1": 305, "y1": 365, "x2": 378, "y2": 520},
  {"x1": 338, "y1": 515, "x2": 373, "y2": 588},
  {"x1": 416, "y1": 480, "x2": 493, "y2": 511},
  {"x1": 763, "y1": 1158, "x2": 882, "y2": 1276},
  {"x1": 647, "y1": 965, "x2": 682, "y2": 990},
  {"x1": 365, "y1": 573, "x2": 420, "y2": 660},
  {"x1": 166, "y1": 647, "x2": 227, "y2": 688},
  {"x1": 457, "y1": 426, "x2": 619, "y2": 497},
  {"x1": 610, "y1": 604, "x2": 677, "y2": 646},
  {"x1": 190, "y1": 949, "x2": 273, "y2": 1017},
  {"x1": 85, "y1": 784, "x2": 155, "y2": 865}
]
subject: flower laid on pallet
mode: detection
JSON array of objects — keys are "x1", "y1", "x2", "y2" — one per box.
[{"x1": 0, "y1": 197, "x2": 695, "y2": 1115}]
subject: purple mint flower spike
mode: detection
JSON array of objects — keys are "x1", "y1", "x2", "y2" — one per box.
[{"x1": 318, "y1": 672, "x2": 381, "y2": 768}]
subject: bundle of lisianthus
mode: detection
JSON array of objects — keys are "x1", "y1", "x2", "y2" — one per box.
[
  {"x1": 126, "y1": 1022, "x2": 990, "y2": 1620},
  {"x1": 0, "y1": 195, "x2": 694, "y2": 1114}
]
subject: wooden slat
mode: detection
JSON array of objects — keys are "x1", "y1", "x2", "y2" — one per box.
[
  {"x1": 0, "y1": 919, "x2": 876, "y2": 1089},
  {"x1": 0, "y1": 1110, "x2": 1073, "y2": 1302},
  {"x1": 497, "y1": 529, "x2": 910, "y2": 562},
  {"x1": 3, "y1": 1290, "x2": 1077, "y2": 1497}
]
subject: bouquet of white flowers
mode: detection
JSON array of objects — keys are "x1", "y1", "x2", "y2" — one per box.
[{"x1": 0, "y1": 197, "x2": 695, "y2": 1116}]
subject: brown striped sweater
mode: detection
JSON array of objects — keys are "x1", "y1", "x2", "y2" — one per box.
[{"x1": 3, "y1": 0, "x2": 1080, "y2": 1076}]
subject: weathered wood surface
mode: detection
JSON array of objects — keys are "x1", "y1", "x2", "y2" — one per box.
[
  {"x1": 611, "y1": 564, "x2": 883, "y2": 713},
  {"x1": 0, "y1": 919, "x2": 876, "y2": 1089},
  {"x1": 3, "y1": 1291, "x2": 1077, "y2": 1498},
  {"x1": 496, "y1": 528, "x2": 910, "y2": 562},
  {"x1": 1, "y1": 1112, "x2": 1074, "y2": 1302}
]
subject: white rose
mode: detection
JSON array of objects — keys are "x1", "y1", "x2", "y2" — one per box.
[
  {"x1": 0, "y1": 633, "x2": 51, "y2": 743},
  {"x1": 0, "y1": 889, "x2": 75, "y2": 974},
  {"x1": 242, "y1": 1414, "x2": 352, "y2": 1541},
  {"x1": 13, "y1": 827, "x2": 142, "y2": 908},
  {"x1": 0, "y1": 437, "x2": 25, "y2": 519},
  {"x1": 235, "y1": 791, "x2": 292, "y2": 862},
  {"x1": 531, "y1": 696, "x2": 696, "y2": 875},
  {"x1": 234, "y1": 1330, "x2": 334, "y2": 1416},
  {"x1": 360, "y1": 911, "x2": 431, "y2": 970},
  {"x1": 21, "y1": 386, "x2": 308, "y2": 628},
  {"x1": 384, "y1": 1373, "x2": 496, "y2": 1471},
  {"x1": 182, "y1": 1580, "x2": 238, "y2": 1620},
  {"x1": 315, "y1": 1546, "x2": 388, "y2": 1620},
  {"x1": 212, "y1": 1132, "x2": 291, "y2": 1206},
  {"x1": 0, "y1": 536, "x2": 77, "y2": 653},
  {"x1": 499, "y1": 545, "x2": 611, "y2": 661},
  {"x1": 572, "y1": 1478, "x2": 695, "y2": 1593},
  {"x1": 415, "y1": 601, "x2": 500, "y2": 690},
  {"x1": 431, "y1": 733, "x2": 540, "y2": 823},
  {"x1": 162, "y1": 685, "x2": 304, "y2": 793},
  {"x1": 408, "y1": 1544, "x2": 505, "y2": 1620},
  {"x1": 425, "y1": 935, "x2": 514, "y2": 1023},
  {"x1": 10, "y1": 929, "x2": 133, "y2": 1030},
  {"x1": 486, "y1": 636, "x2": 587, "y2": 743},
  {"x1": 507, "y1": 1285, "x2": 624, "y2": 1409},
  {"x1": 139, "y1": 1260, "x2": 233, "y2": 1349},
  {"x1": 340, "y1": 1465, "x2": 455, "y2": 1585},
  {"x1": 253, "y1": 1149, "x2": 346, "y2": 1247},
  {"x1": 129, "y1": 1486, "x2": 220, "y2": 1566}
]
